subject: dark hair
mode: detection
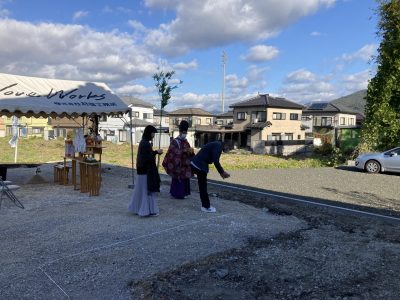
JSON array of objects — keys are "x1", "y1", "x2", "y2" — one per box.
[
  {"x1": 179, "y1": 120, "x2": 189, "y2": 132},
  {"x1": 142, "y1": 125, "x2": 157, "y2": 141},
  {"x1": 220, "y1": 140, "x2": 230, "y2": 153}
]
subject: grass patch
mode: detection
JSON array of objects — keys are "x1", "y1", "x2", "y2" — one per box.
[{"x1": 0, "y1": 137, "x2": 330, "y2": 170}]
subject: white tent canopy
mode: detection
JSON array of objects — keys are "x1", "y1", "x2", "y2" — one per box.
[{"x1": 0, "y1": 73, "x2": 130, "y2": 118}]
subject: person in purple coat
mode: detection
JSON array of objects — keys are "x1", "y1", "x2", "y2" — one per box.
[{"x1": 191, "y1": 140, "x2": 230, "y2": 213}]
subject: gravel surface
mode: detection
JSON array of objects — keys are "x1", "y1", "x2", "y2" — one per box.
[{"x1": 1, "y1": 164, "x2": 399, "y2": 299}]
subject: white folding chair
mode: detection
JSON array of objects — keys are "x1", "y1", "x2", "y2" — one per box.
[{"x1": 0, "y1": 178, "x2": 24, "y2": 209}]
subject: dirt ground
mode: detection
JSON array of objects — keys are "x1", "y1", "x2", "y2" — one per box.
[{"x1": 129, "y1": 186, "x2": 400, "y2": 299}]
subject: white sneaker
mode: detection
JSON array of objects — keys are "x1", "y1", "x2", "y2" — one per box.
[{"x1": 201, "y1": 206, "x2": 216, "y2": 213}]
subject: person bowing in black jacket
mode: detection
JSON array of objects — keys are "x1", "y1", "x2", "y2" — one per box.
[
  {"x1": 128, "y1": 125, "x2": 163, "y2": 217},
  {"x1": 191, "y1": 140, "x2": 230, "y2": 213}
]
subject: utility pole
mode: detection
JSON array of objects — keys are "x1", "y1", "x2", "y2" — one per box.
[{"x1": 221, "y1": 51, "x2": 227, "y2": 113}]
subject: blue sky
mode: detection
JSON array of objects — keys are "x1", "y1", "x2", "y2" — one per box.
[{"x1": 0, "y1": 0, "x2": 379, "y2": 112}]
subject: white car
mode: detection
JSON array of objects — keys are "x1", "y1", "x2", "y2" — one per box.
[{"x1": 355, "y1": 147, "x2": 400, "y2": 173}]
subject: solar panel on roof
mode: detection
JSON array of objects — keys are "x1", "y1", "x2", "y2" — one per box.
[{"x1": 309, "y1": 102, "x2": 329, "y2": 110}]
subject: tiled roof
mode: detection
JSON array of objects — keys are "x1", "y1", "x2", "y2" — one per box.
[
  {"x1": 120, "y1": 96, "x2": 155, "y2": 108},
  {"x1": 154, "y1": 109, "x2": 169, "y2": 116},
  {"x1": 230, "y1": 94, "x2": 304, "y2": 109},
  {"x1": 303, "y1": 102, "x2": 358, "y2": 114},
  {"x1": 168, "y1": 108, "x2": 213, "y2": 116},
  {"x1": 130, "y1": 119, "x2": 154, "y2": 127}
]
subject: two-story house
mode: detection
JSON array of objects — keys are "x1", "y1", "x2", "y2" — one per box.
[
  {"x1": 168, "y1": 108, "x2": 214, "y2": 147},
  {"x1": 229, "y1": 94, "x2": 305, "y2": 149},
  {"x1": 302, "y1": 102, "x2": 358, "y2": 149},
  {"x1": 99, "y1": 96, "x2": 155, "y2": 144},
  {"x1": 193, "y1": 94, "x2": 306, "y2": 153}
]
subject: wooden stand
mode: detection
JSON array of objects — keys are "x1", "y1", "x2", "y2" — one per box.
[
  {"x1": 55, "y1": 142, "x2": 104, "y2": 196},
  {"x1": 53, "y1": 157, "x2": 71, "y2": 185}
]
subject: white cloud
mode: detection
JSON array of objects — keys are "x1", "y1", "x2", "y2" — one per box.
[
  {"x1": 144, "y1": 0, "x2": 337, "y2": 56},
  {"x1": 310, "y1": 31, "x2": 321, "y2": 36},
  {"x1": 0, "y1": 19, "x2": 158, "y2": 84},
  {"x1": 340, "y1": 69, "x2": 370, "y2": 93},
  {"x1": 115, "y1": 84, "x2": 154, "y2": 95},
  {"x1": 242, "y1": 45, "x2": 279, "y2": 62},
  {"x1": 280, "y1": 69, "x2": 335, "y2": 102},
  {"x1": 226, "y1": 74, "x2": 248, "y2": 89},
  {"x1": 73, "y1": 11, "x2": 89, "y2": 22},
  {"x1": 339, "y1": 44, "x2": 377, "y2": 62},
  {"x1": 128, "y1": 20, "x2": 147, "y2": 32},
  {"x1": 280, "y1": 67, "x2": 373, "y2": 103},
  {"x1": 173, "y1": 59, "x2": 197, "y2": 71},
  {"x1": 285, "y1": 69, "x2": 316, "y2": 83},
  {"x1": 169, "y1": 92, "x2": 221, "y2": 112}
]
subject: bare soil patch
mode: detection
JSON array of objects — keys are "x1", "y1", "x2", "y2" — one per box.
[{"x1": 130, "y1": 188, "x2": 400, "y2": 299}]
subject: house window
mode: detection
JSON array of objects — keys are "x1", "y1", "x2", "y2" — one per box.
[
  {"x1": 131, "y1": 111, "x2": 139, "y2": 118},
  {"x1": 251, "y1": 111, "x2": 266, "y2": 122},
  {"x1": 321, "y1": 117, "x2": 332, "y2": 126},
  {"x1": 119, "y1": 130, "x2": 127, "y2": 142},
  {"x1": 32, "y1": 127, "x2": 42, "y2": 134},
  {"x1": 271, "y1": 133, "x2": 281, "y2": 140},
  {"x1": 348, "y1": 118, "x2": 355, "y2": 125},
  {"x1": 216, "y1": 120, "x2": 224, "y2": 125},
  {"x1": 285, "y1": 133, "x2": 293, "y2": 140},
  {"x1": 237, "y1": 112, "x2": 246, "y2": 120},
  {"x1": 290, "y1": 113, "x2": 299, "y2": 120},
  {"x1": 206, "y1": 118, "x2": 212, "y2": 125},
  {"x1": 165, "y1": 118, "x2": 169, "y2": 124},
  {"x1": 340, "y1": 117, "x2": 346, "y2": 125},
  {"x1": 108, "y1": 130, "x2": 115, "y2": 136},
  {"x1": 99, "y1": 115, "x2": 107, "y2": 122},
  {"x1": 298, "y1": 135, "x2": 301, "y2": 140},
  {"x1": 55, "y1": 128, "x2": 66, "y2": 137},
  {"x1": 301, "y1": 116, "x2": 311, "y2": 121},
  {"x1": 143, "y1": 113, "x2": 153, "y2": 119},
  {"x1": 272, "y1": 112, "x2": 286, "y2": 120},
  {"x1": 172, "y1": 118, "x2": 179, "y2": 125},
  {"x1": 195, "y1": 118, "x2": 201, "y2": 125}
]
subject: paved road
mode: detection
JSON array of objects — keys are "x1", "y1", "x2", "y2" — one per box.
[{"x1": 206, "y1": 167, "x2": 400, "y2": 217}]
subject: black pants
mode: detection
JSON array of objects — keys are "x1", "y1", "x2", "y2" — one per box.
[{"x1": 191, "y1": 165, "x2": 210, "y2": 208}]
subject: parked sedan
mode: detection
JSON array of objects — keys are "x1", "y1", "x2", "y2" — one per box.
[{"x1": 355, "y1": 147, "x2": 400, "y2": 173}]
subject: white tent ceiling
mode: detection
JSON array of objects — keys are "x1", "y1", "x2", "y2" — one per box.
[{"x1": 0, "y1": 73, "x2": 130, "y2": 118}]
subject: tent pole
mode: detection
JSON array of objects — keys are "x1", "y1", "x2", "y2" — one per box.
[{"x1": 128, "y1": 110, "x2": 135, "y2": 189}]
